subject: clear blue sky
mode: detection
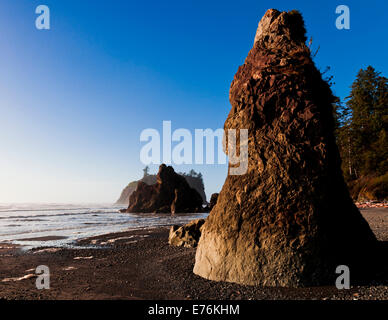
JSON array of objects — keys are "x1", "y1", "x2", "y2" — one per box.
[{"x1": 0, "y1": 0, "x2": 387, "y2": 203}]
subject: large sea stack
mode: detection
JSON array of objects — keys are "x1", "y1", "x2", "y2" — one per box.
[
  {"x1": 125, "y1": 164, "x2": 203, "y2": 214},
  {"x1": 193, "y1": 9, "x2": 377, "y2": 287},
  {"x1": 116, "y1": 171, "x2": 207, "y2": 205}
]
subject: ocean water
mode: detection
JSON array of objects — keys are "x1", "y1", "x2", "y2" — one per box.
[{"x1": 0, "y1": 203, "x2": 208, "y2": 249}]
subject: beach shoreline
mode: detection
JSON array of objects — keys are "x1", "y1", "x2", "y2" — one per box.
[{"x1": 1, "y1": 207, "x2": 388, "y2": 300}]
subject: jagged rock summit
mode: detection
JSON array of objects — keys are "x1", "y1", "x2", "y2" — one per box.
[
  {"x1": 193, "y1": 9, "x2": 377, "y2": 287},
  {"x1": 125, "y1": 164, "x2": 203, "y2": 214},
  {"x1": 116, "y1": 170, "x2": 207, "y2": 205}
]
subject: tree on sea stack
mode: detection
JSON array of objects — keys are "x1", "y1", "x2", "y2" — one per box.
[{"x1": 193, "y1": 9, "x2": 378, "y2": 287}]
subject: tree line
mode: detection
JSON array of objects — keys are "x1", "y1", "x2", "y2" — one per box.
[{"x1": 334, "y1": 66, "x2": 387, "y2": 200}]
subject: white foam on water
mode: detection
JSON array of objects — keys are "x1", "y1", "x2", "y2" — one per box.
[{"x1": 0, "y1": 203, "x2": 208, "y2": 249}]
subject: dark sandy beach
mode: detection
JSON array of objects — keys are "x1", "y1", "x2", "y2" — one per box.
[{"x1": 1, "y1": 207, "x2": 388, "y2": 300}]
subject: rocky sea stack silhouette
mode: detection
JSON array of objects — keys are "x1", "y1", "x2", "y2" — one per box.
[
  {"x1": 124, "y1": 164, "x2": 204, "y2": 214},
  {"x1": 116, "y1": 170, "x2": 207, "y2": 205},
  {"x1": 193, "y1": 9, "x2": 378, "y2": 287}
]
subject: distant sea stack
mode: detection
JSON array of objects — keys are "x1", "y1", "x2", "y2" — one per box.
[
  {"x1": 208, "y1": 193, "x2": 219, "y2": 211},
  {"x1": 116, "y1": 169, "x2": 207, "y2": 205},
  {"x1": 124, "y1": 164, "x2": 204, "y2": 214},
  {"x1": 194, "y1": 9, "x2": 377, "y2": 287},
  {"x1": 115, "y1": 174, "x2": 156, "y2": 205}
]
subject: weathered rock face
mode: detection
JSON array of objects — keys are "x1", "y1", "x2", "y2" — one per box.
[
  {"x1": 194, "y1": 9, "x2": 378, "y2": 287},
  {"x1": 169, "y1": 219, "x2": 205, "y2": 248},
  {"x1": 125, "y1": 164, "x2": 204, "y2": 214},
  {"x1": 116, "y1": 172, "x2": 207, "y2": 205}
]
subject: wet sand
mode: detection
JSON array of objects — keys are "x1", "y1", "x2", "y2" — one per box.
[
  {"x1": 17, "y1": 236, "x2": 69, "y2": 242},
  {"x1": 0, "y1": 208, "x2": 388, "y2": 300}
]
